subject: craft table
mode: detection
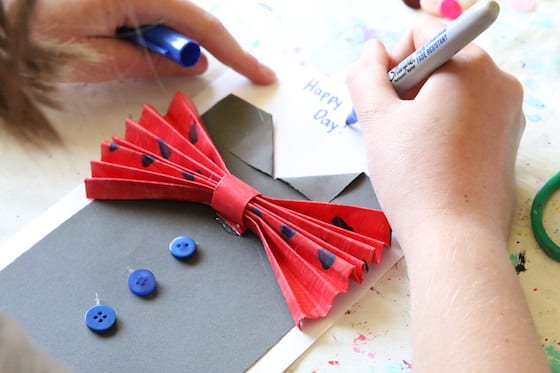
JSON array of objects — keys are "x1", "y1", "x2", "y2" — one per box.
[{"x1": 1, "y1": 1, "x2": 559, "y2": 371}]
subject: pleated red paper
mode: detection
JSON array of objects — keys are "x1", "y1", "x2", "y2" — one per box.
[{"x1": 85, "y1": 92, "x2": 392, "y2": 327}]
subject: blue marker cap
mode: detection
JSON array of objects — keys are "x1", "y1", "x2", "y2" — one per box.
[
  {"x1": 117, "y1": 25, "x2": 201, "y2": 68},
  {"x1": 346, "y1": 109, "x2": 358, "y2": 126}
]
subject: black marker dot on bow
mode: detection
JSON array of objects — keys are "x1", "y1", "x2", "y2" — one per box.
[
  {"x1": 158, "y1": 138, "x2": 172, "y2": 159},
  {"x1": 182, "y1": 171, "x2": 195, "y2": 181},
  {"x1": 249, "y1": 206, "x2": 263, "y2": 217},
  {"x1": 188, "y1": 123, "x2": 198, "y2": 144},
  {"x1": 331, "y1": 216, "x2": 354, "y2": 231},
  {"x1": 280, "y1": 225, "x2": 297, "y2": 242},
  {"x1": 141, "y1": 154, "x2": 156, "y2": 167},
  {"x1": 318, "y1": 248, "x2": 336, "y2": 270},
  {"x1": 109, "y1": 142, "x2": 119, "y2": 152},
  {"x1": 363, "y1": 260, "x2": 369, "y2": 272}
]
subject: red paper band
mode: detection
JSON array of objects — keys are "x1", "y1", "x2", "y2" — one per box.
[{"x1": 211, "y1": 173, "x2": 260, "y2": 230}]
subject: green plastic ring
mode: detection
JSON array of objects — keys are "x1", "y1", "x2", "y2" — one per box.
[{"x1": 530, "y1": 171, "x2": 560, "y2": 262}]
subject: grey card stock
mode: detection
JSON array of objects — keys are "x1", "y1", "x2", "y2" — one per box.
[{"x1": 0, "y1": 95, "x2": 382, "y2": 372}]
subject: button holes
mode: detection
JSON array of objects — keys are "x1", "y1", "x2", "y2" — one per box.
[
  {"x1": 85, "y1": 305, "x2": 116, "y2": 332},
  {"x1": 169, "y1": 236, "x2": 197, "y2": 260}
]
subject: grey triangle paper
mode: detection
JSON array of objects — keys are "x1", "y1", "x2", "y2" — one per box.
[
  {"x1": 280, "y1": 172, "x2": 363, "y2": 202},
  {"x1": 203, "y1": 94, "x2": 274, "y2": 177},
  {"x1": 212, "y1": 95, "x2": 362, "y2": 202},
  {"x1": 229, "y1": 110, "x2": 274, "y2": 177}
]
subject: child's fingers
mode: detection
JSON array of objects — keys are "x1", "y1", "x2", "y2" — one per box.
[
  {"x1": 389, "y1": 18, "x2": 447, "y2": 65},
  {"x1": 346, "y1": 39, "x2": 398, "y2": 124},
  {"x1": 32, "y1": 0, "x2": 276, "y2": 84},
  {"x1": 61, "y1": 38, "x2": 209, "y2": 81},
  {"x1": 387, "y1": 19, "x2": 453, "y2": 98},
  {"x1": 150, "y1": 2, "x2": 277, "y2": 85}
]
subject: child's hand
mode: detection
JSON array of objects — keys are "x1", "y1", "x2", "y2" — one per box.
[
  {"x1": 347, "y1": 20, "x2": 524, "y2": 243},
  {"x1": 348, "y1": 21, "x2": 551, "y2": 372},
  {"x1": 29, "y1": 0, "x2": 276, "y2": 83}
]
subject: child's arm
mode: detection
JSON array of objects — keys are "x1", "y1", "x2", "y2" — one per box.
[
  {"x1": 0, "y1": 313, "x2": 72, "y2": 372},
  {"x1": 347, "y1": 20, "x2": 549, "y2": 371}
]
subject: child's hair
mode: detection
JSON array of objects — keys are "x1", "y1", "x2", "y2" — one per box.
[{"x1": 0, "y1": 0, "x2": 82, "y2": 144}]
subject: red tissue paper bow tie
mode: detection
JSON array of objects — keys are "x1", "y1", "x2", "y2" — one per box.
[{"x1": 85, "y1": 92, "x2": 392, "y2": 327}]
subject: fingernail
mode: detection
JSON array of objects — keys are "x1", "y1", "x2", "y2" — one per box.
[{"x1": 257, "y1": 62, "x2": 277, "y2": 84}]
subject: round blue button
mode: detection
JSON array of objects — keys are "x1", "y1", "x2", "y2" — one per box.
[
  {"x1": 128, "y1": 269, "x2": 157, "y2": 297},
  {"x1": 169, "y1": 236, "x2": 197, "y2": 260},
  {"x1": 85, "y1": 304, "x2": 116, "y2": 333}
]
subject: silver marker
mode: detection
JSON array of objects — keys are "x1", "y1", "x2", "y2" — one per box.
[{"x1": 346, "y1": 0, "x2": 500, "y2": 125}]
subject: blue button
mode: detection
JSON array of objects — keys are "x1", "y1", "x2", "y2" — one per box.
[
  {"x1": 128, "y1": 269, "x2": 157, "y2": 297},
  {"x1": 85, "y1": 304, "x2": 116, "y2": 333},
  {"x1": 169, "y1": 236, "x2": 197, "y2": 260}
]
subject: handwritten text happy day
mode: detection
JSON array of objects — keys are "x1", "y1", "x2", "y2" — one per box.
[{"x1": 302, "y1": 79, "x2": 346, "y2": 133}]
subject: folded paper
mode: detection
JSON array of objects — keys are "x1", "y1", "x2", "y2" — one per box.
[{"x1": 85, "y1": 92, "x2": 391, "y2": 327}]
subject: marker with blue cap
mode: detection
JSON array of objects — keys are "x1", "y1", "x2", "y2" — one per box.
[
  {"x1": 346, "y1": 0, "x2": 500, "y2": 125},
  {"x1": 117, "y1": 24, "x2": 201, "y2": 68}
]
